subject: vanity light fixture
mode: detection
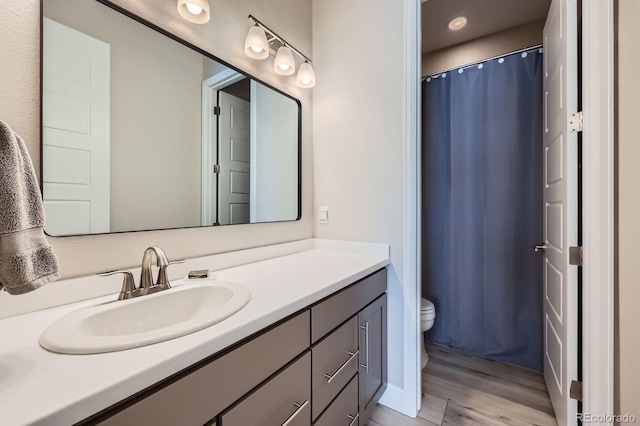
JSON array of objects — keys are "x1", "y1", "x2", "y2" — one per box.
[
  {"x1": 177, "y1": 0, "x2": 210, "y2": 24},
  {"x1": 244, "y1": 15, "x2": 315, "y2": 88},
  {"x1": 244, "y1": 26, "x2": 269, "y2": 59},
  {"x1": 448, "y1": 16, "x2": 467, "y2": 31},
  {"x1": 296, "y1": 62, "x2": 316, "y2": 88}
]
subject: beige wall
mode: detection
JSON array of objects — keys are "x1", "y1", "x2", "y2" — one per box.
[
  {"x1": 45, "y1": 0, "x2": 203, "y2": 232},
  {"x1": 313, "y1": 0, "x2": 407, "y2": 391},
  {"x1": 616, "y1": 0, "x2": 640, "y2": 416},
  {"x1": 422, "y1": 19, "x2": 544, "y2": 76},
  {"x1": 0, "y1": 0, "x2": 312, "y2": 286}
]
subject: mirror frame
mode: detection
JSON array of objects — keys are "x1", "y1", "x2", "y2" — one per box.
[{"x1": 39, "y1": 0, "x2": 303, "y2": 236}]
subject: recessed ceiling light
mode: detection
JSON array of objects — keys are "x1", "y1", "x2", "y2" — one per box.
[{"x1": 448, "y1": 16, "x2": 467, "y2": 31}]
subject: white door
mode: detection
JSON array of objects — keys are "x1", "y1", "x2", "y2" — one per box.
[
  {"x1": 42, "y1": 18, "x2": 110, "y2": 236},
  {"x1": 218, "y1": 91, "x2": 250, "y2": 225},
  {"x1": 542, "y1": 0, "x2": 578, "y2": 425}
]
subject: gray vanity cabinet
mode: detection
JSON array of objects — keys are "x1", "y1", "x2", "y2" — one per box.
[
  {"x1": 84, "y1": 269, "x2": 387, "y2": 426},
  {"x1": 311, "y1": 269, "x2": 387, "y2": 426},
  {"x1": 92, "y1": 311, "x2": 310, "y2": 426},
  {"x1": 358, "y1": 294, "x2": 388, "y2": 425}
]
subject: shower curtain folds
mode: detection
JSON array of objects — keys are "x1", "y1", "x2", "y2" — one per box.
[{"x1": 422, "y1": 50, "x2": 544, "y2": 371}]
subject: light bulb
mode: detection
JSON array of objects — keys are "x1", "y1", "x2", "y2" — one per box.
[
  {"x1": 244, "y1": 26, "x2": 269, "y2": 60},
  {"x1": 185, "y1": 3, "x2": 203, "y2": 15},
  {"x1": 296, "y1": 62, "x2": 315, "y2": 88},
  {"x1": 177, "y1": 0, "x2": 210, "y2": 24},
  {"x1": 274, "y1": 46, "x2": 295, "y2": 75}
]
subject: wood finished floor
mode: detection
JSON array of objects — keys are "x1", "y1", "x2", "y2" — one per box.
[{"x1": 369, "y1": 343, "x2": 558, "y2": 426}]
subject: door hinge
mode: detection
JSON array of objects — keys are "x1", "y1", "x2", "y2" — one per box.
[
  {"x1": 213, "y1": 106, "x2": 221, "y2": 116},
  {"x1": 569, "y1": 246, "x2": 583, "y2": 266},
  {"x1": 570, "y1": 380, "x2": 583, "y2": 402},
  {"x1": 213, "y1": 164, "x2": 220, "y2": 174},
  {"x1": 569, "y1": 111, "x2": 583, "y2": 132}
]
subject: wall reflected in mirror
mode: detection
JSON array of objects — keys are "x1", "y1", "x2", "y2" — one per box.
[{"x1": 42, "y1": 0, "x2": 301, "y2": 237}]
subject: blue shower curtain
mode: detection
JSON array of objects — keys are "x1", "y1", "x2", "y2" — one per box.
[{"x1": 422, "y1": 50, "x2": 543, "y2": 371}]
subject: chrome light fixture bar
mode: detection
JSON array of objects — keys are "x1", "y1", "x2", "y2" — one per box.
[{"x1": 245, "y1": 15, "x2": 315, "y2": 88}]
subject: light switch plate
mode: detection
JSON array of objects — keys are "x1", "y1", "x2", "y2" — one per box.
[{"x1": 317, "y1": 206, "x2": 329, "y2": 224}]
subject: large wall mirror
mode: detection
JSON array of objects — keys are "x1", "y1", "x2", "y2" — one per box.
[{"x1": 41, "y1": 0, "x2": 301, "y2": 236}]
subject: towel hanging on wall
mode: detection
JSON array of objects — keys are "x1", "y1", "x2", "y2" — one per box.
[{"x1": 0, "y1": 120, "x2": 59, "y2": 295}]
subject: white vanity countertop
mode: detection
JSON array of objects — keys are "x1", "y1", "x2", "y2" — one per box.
[{"x1": 0, "y1": 239, "x2": 389, "y2": 426}]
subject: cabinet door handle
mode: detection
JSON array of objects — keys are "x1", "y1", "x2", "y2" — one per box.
[
  {"x1": 324, "y1": 350, "x2": 359, "y2": 383},
  {"x1": 282, "y1": 400, "x2": 309, "y2": 426},
  {"x1": 360, "y1": 322, "x2": 369, "y2": 374},
  {"x1": 347, "y1": 413, "x2": 360, "y2": 426}
]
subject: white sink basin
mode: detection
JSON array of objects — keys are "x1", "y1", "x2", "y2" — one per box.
[{"x1": 39, "y1": 281, "x2": 251, "y2": 354}]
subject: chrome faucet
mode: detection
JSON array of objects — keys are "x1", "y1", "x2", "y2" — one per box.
[
  {"x1": 98, "y1": 246, "x2": 184, "y2": 300},
  {"x1": 140, "y1": 246, "x2": 171, "y2": 294}
]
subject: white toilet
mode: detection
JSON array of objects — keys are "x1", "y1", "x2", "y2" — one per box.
[{"x1": 420, "y1": 298, "x2": 436, "y2": 369}]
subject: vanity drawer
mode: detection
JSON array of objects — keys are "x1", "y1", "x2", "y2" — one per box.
[
  {"x1": 221, "y1": 352, "x2": 311, "y2": 426},
  {"x1": 311, "y1": 316, "x2": 358, "y2": 420},
  {"x1": 97, "y1": 310, "x2": 310, "y2": 426},
  {"x1": 311, "y1": 269, "x2": 386, "y2": 343},
  {"x1": 314, "y1": 375, "x2": 359, "y2": 426}
]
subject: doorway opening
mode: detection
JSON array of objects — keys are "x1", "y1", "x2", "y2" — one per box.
[
  {"x1": 201, "y1": 67, "x2": 248, "y2": 227},
  {"x1": 419, "y1": 1, "x2": 586, "y2": 425}
]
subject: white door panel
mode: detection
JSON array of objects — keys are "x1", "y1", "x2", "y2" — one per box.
[
  {"x1": 43, "y1": 145, "x2": 90, "y2": 185},
  {"x1": 42, "y1": 18, "x2": 110, "y2": 235},
  {"x1": 218, "y1": 91, "x2": 250, "y2": 225},
  {"x1": 229, "y1": 204, "x2": 250, "y2": 224},
  {"x1": 542, "y1": 0, "x2": 578, "y2": 425}
]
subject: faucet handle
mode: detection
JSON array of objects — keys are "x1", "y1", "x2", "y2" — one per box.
[
  {"x1": 98, "y1": 270, "x2": 136, "y2": 300},
  {"x1": 156, "y1": 258, "x2": 185, "y2": 289}
]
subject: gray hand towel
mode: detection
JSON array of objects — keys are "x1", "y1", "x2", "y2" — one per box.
[{"x1": 0, "y1": 120, "x2": 59, "y2": 295}]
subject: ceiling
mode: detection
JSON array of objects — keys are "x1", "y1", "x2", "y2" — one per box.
[{"x1": 422, "y1": 0, "x2": 552, "y2": 55}]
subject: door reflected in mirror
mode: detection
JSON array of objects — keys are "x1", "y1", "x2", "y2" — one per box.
[{"x1": 41, "y1": 0, "x2": 301, "y2": 236}]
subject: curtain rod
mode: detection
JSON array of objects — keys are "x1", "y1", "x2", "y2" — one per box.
[{"x1": 421, "y1": 44, "x2": 543, "y2": 80}]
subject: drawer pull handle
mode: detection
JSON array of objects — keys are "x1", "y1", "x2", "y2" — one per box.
[
  {"x1": 347, "y1": 413, "x2": 360, "y2": 426},
  {"x1": 324, "y1": 350, "x2": 359, "y2": 384},
  {"x1": 282, "y1": 400, "x2": 309, "y2": 426},
  {"x1": 360, "y1": 322, "x2": 369, "y2": 374}
]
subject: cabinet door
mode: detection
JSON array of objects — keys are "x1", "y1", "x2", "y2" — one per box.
[
  {"x1": 358, "y1": 294, "x2": 387, "y2": 424},
  {"x1": 314, "y1": 375, "x2": 359, "y2": 426},
  {"x1": 311, "y1": 269, "x2": 386, "y2": 343},
  {"x1": 97, "y1": 311, "x2": 309, "y2": 426},
  {"x1": 221, "y1": 352, "x2": 311, "y2": 426},
  {"x1": 312, "y1": 316, "x2": 359, "y2": 420}
]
